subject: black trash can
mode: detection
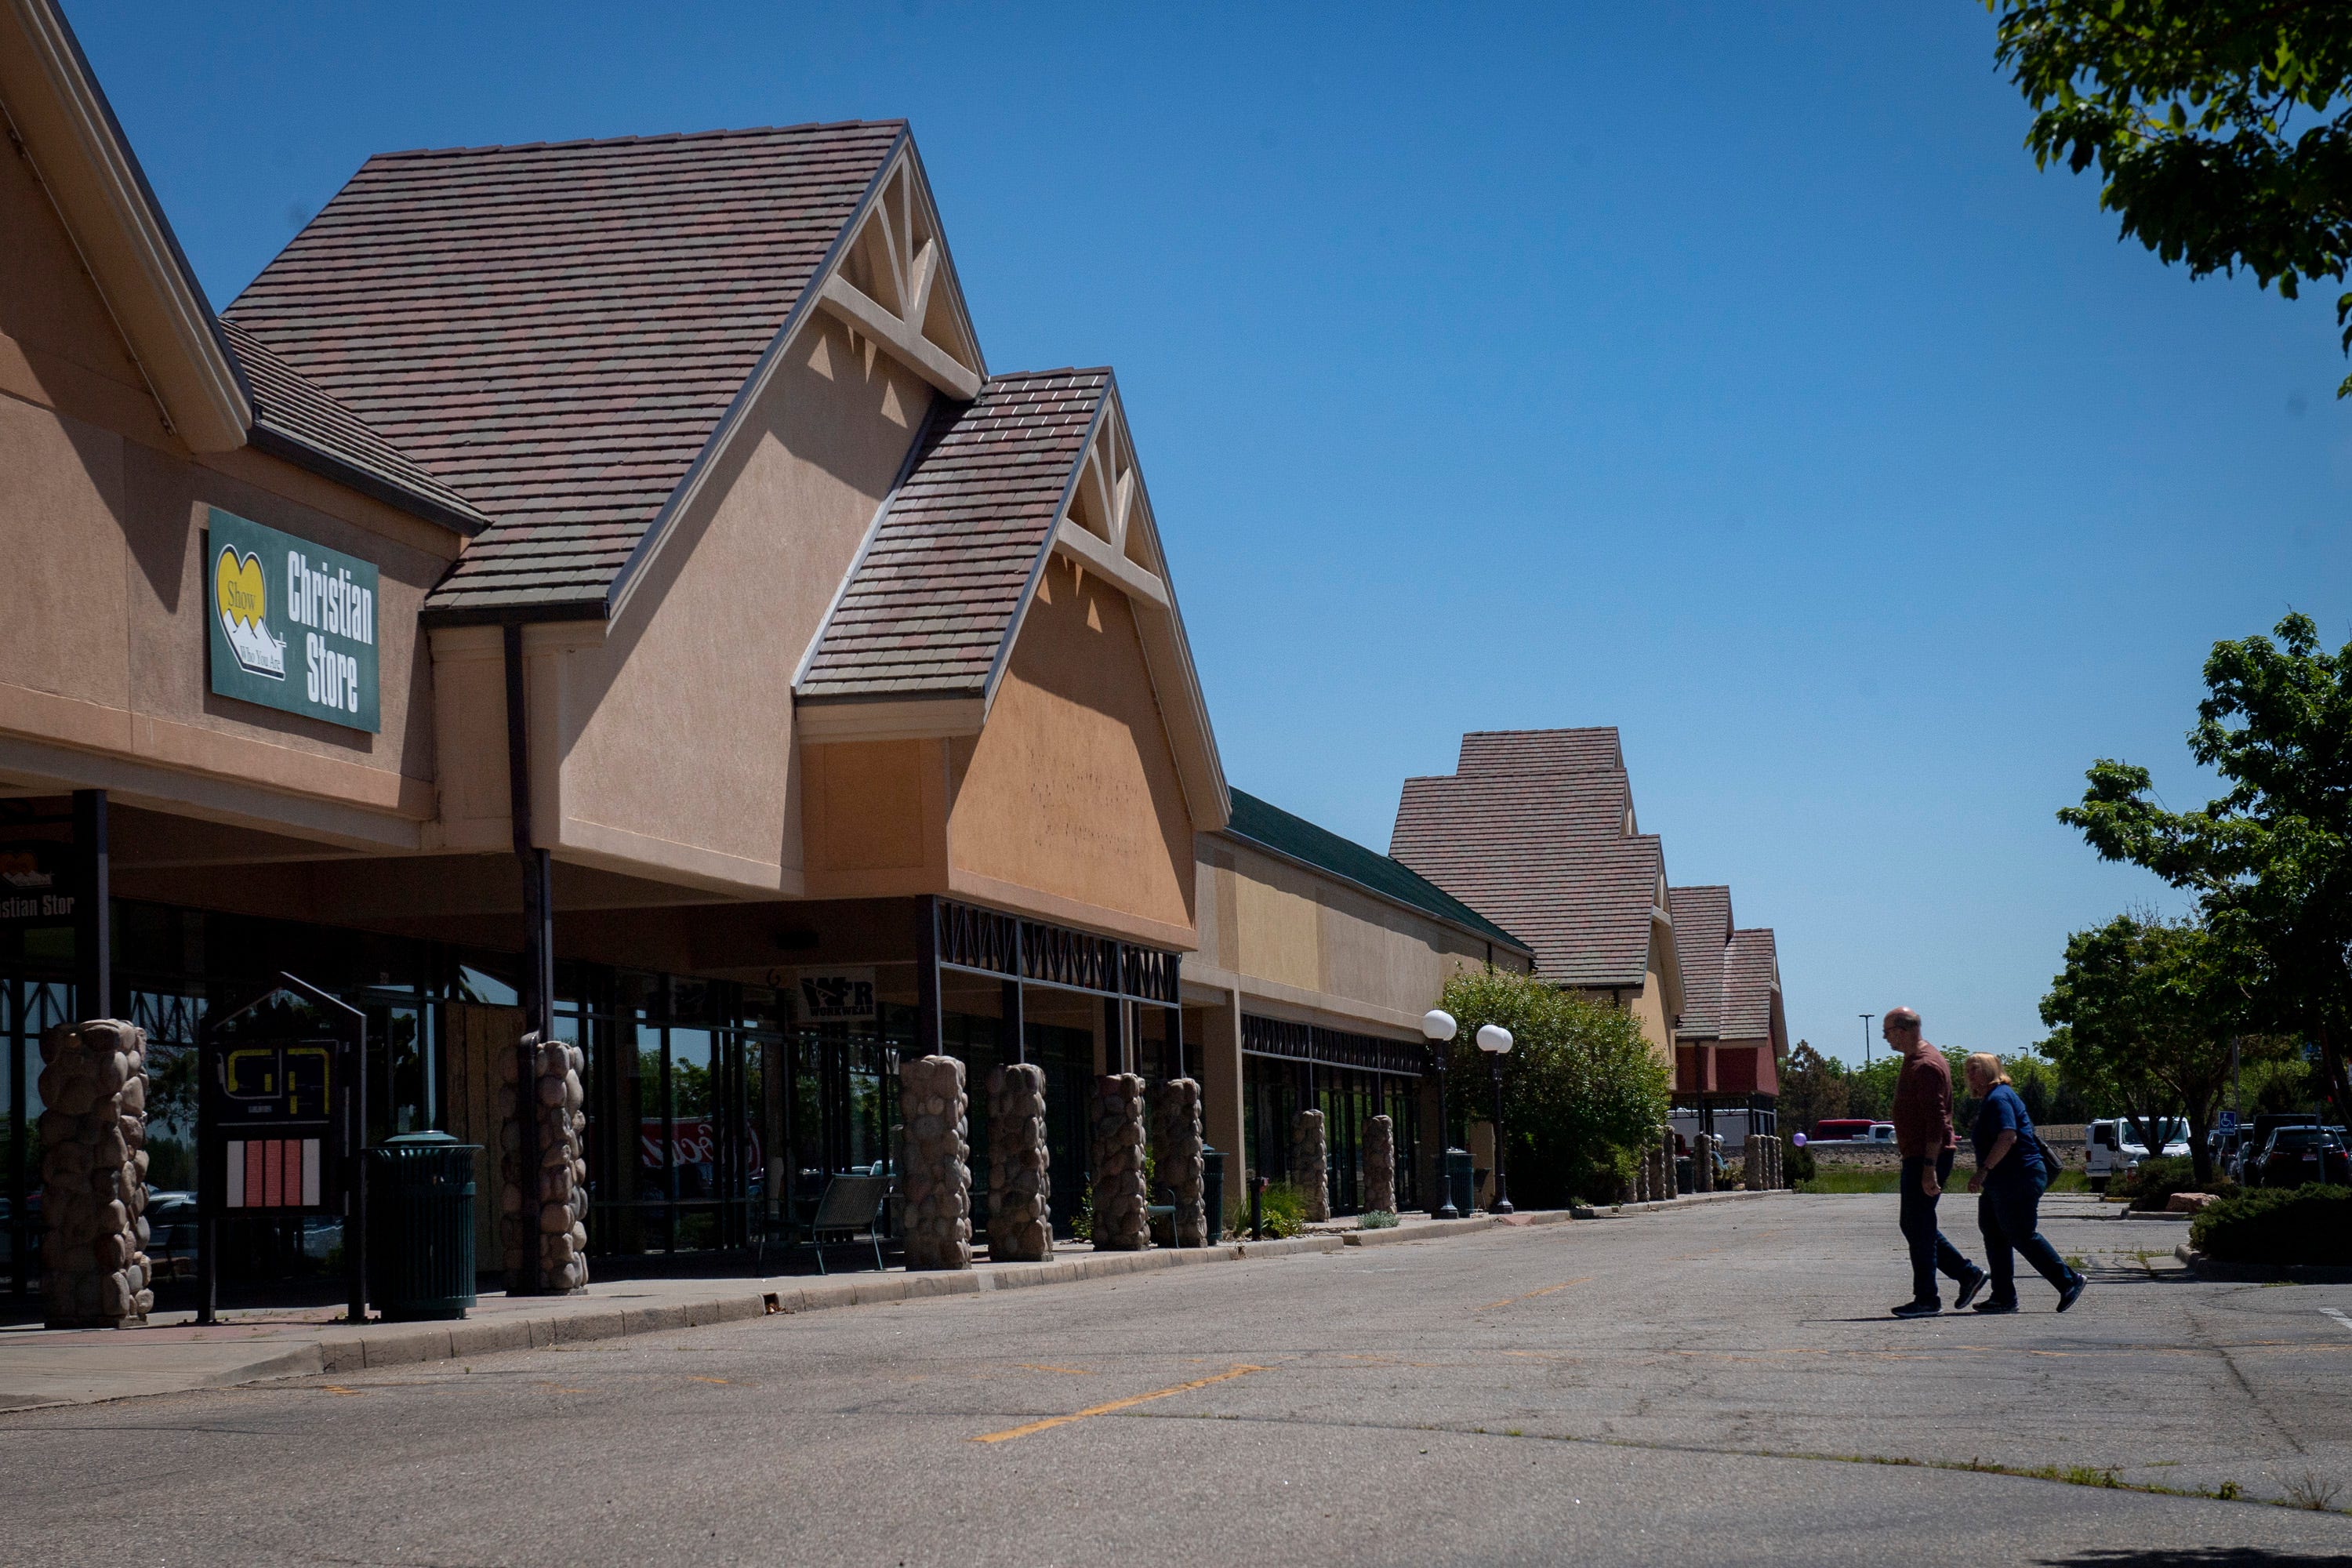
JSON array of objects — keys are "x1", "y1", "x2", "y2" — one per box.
[
  {"x1": 366, "y1": 1132, "x2": 478, "y2": 1321},
  {"x1": 1445, "y1": 1147, "x2": 1475, "y2": 1217},
  {"x1": 1202, "y1": 1147, "x2": 1226, "y2": 1243}
]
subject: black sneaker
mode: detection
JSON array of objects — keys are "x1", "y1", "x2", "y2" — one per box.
[
  {"x1": 2056, "y1": 1274, "x2": 2087, "y2": 1313},
  {"x1": 1890, "y1": 1299, "x2": 1941, "y2": 1318},
  {"x1": 1973, "y1": 1298, "x2": 2019, "y2": 1315},
  {"x1": 1955, "y1": 1269, "x2": 1988, "y2": 1312}
]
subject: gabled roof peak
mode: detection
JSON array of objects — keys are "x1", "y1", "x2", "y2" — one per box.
[{"x1": 365, "y1": 118, "x2": 909, "y2": 161}]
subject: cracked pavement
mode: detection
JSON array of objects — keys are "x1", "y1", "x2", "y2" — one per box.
[{"x1": 3, "y1": 1192, "x2": 2348, "y2": 1565}]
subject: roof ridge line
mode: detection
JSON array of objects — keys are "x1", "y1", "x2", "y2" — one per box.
[{"x1": 364, "y1": 119, "x2": 909, "y2": 161}]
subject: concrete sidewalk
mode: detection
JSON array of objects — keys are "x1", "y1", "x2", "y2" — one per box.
[{"x1": 0, "y1": 1192, "x2": 1790, "y2": 1411}]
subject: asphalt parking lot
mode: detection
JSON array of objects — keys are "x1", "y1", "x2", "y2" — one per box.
[{"x1": 2, "y1": 1192, "x2": 2347, "y2": 1566}]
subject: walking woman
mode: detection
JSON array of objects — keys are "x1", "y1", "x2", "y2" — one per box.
[{"x1": 1964, "y1": 1052, "x2": 2085, "y2": 1314}]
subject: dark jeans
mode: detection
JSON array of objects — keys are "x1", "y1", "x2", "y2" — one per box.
[
  {"x1": 1899, "y1": 1151, "x2": 1975, "y2": 1302},
  {"x1": 1977, "y1": 1174, "x2": 2074, "y2": 1302}
]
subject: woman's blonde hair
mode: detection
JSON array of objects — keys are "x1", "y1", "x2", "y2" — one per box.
[{"x1": 1964, "y1": 1051, "x2": 2012, "y2": 1087}]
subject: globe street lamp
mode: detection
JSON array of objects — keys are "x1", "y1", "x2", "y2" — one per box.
[
  {"x1": 1477, "y1": 1022, "x2": 1514, "y2": 1215},
  {"x1": 1421, "y1": 1008, "x2": 1458, "y2": 1219}
]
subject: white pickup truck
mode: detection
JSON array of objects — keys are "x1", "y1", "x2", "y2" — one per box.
[{"x1": 2084, "y1": 1117, "x2": 2189, "y2": 1191}]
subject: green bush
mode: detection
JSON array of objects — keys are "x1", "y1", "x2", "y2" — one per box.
[
  {"x1": 1358, "y1": 1209, "x2": 1399, "y2": 1229},
  {"x1": 2191, "y1": 1184, "x2": 2352, "y2": 1265},
  {"x1": 2121, "y1": 1154, "x2": 2198, "y2": 1211},
  {"x1": 1784, "y1": 1144, "x2": 1817, "y2": 1185},
  {"x1": 1255, "y1": 1180, "x2": 1306, "y2": 1239},
  {"x1": 1439, "y1": 969, "x2": 1671, "y2": 1208}
]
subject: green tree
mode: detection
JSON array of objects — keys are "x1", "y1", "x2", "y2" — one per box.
[
  {"x1": 2038, "y1": 912, "x2": 2252, "y2": 1185},
  {"x1": 1987, "y1": 2, "x2": 2352, "y2": 392},
  {"x1": 2060, "y1": 614, "x2": 2352, "y2": 1132},
  {"x1": 1776, "y1": 1040, "x2": 1849, "y2": 1134},
  {"x1": 1437, "y1": 968, "x2": 1669, "y2": 1207}
]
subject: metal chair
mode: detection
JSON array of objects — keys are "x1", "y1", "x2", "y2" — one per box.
[{"x1": 797, "y1": 1173, "x2": 892, "y2": 1274}]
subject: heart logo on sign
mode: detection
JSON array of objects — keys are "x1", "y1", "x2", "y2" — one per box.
[{"x1": 214, "y1": 544, "x2": 286, "y2": 680}]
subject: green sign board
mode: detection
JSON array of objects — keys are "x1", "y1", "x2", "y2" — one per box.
[{"x1": 205, "y1": 507, "x2": 380, "y2": 733}]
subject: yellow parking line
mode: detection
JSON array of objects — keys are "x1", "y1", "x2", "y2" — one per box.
[
  {"x1": 973, "y1": 1364, "x2": 1269, "y2": 1444},
  {"x1": 1015, "y1": 1363, "x2": 1094, "y2": 1376},
  {"x1": 1478, "y1": 1277, "x2": 1592, "y2": 1312}
]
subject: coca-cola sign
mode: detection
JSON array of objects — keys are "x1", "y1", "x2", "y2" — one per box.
[{"x1": 639, "y1": 1118, "x2": 760, "y2": 1171}]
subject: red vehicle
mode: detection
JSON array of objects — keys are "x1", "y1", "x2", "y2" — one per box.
[{"x1": 1811, "y1": 1119, "x2": 1876, "y2": 1142}]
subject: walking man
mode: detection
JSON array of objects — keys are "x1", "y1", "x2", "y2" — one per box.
[{"x1": 1886, "y1": 1007, "x2": 1985, "y2": 1318}]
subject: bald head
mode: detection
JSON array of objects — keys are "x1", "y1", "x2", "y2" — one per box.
[{"x1": 1882, "y1": 1007, "x2": 1926, "y2": 1058}]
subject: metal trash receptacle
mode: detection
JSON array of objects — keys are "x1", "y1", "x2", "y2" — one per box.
[
  {"x1": 1445, "y1": 1147, "x2": 1475, "y2": 1217},
  {"x1": 1202, "y1": 1147, "x2": 1226, "y2": 1243},
  {"x1": 367, "y1": 1131, "x2": 478, "y2": 1321}
]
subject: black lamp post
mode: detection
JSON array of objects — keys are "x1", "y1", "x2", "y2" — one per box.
[
  {"x1": 1421, "y1": 1009, "x2": 1458, "y2": 1219},
  {"x1": 1478, "y1": 1023, "x2": 1514, "y2": 1215}
]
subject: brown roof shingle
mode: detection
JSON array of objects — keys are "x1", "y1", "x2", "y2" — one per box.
[
  {"x1": 1722, "y1": 927, "x2": 1782, "y2": 1043},
  {"x1": 1456, "y1": 727, "x2": 1624, "y2": 778},
  {"x1": 1667, "y1": 885, "x2": 1733, "y2": 1040},
  {"x1": 222, "y1": 319, "x2": 492, "y2": 535},
  {"x1": 798, "y1": 369, "x2": 1106, "y2": 699},
  {"x1": 223, "y1": 122, "x2": 909, "y2": 619},
  {"x1": 1389, "y1": 762, "x2": 1664, "y2": 988}
]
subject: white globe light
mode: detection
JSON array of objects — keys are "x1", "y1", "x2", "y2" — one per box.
[
  {"x1": 1421, "y1": 1009, "x2": 1457, "y2": 1043},
  {"x1": 1792, "y1": 1133, "x2": 1807, "y2": 1148},
  {"x1": 1476, "y1": 1023, "x2": 1513, "y2": 1054}
]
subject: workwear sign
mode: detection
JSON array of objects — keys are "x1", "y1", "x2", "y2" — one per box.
[{"x1": 206, "y1": 507, "x2": 379, "y2": 732}]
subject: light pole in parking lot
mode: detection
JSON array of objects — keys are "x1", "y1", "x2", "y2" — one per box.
[
  {"x1": 1422, "y1": 1008, "x2": 1458, "y2": 1219},
  {"x1": 1859, "y1": 1012, "x2": 1874, "y2": 1068},
  {"x1": 1478, "y1": 1023, "x2": 1514, "y2": 1216}
]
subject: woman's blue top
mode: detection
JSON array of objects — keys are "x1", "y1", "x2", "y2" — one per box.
[{"x1": 1973, "y1": 1083, "x2": 2043, "y2": 1185}]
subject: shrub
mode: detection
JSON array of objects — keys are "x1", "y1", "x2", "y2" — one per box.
[
  {"x1": 2190, "y1": 1184, "x2": 2352, "y2": 1265},
  {"x1": 1358, "y1": 1209, "x2": 1399, "y2": 1229},
  {"x1": 1439, "y1": 969, "x2": 1671, "y2": 1208},
  {"x1": 1784, "y1": 1143, "x2": 1817, "y2": 1185},
  {"x1": 1254, "y1": 1181, "x2": 1307, "y2": 1239},
  {"x1": 2121, "y1": 1154, "x2": 2198, "y2": 1211}
]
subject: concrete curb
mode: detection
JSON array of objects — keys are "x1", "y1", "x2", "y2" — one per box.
[
  {"x1": 96, "y1": 1198, "x2": 1774, "y2": 1392},
  {"x1": 2172, "y1": 1242, "x2": 2352, "y2": 1284},
  {"x1": 1581, "y1": 1189, "x2": 1791, "y2": 1218},
  {"x1": 316, "y1": 1236, "x2": 1356, "y2": 1374}
]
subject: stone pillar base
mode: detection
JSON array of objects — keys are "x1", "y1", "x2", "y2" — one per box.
[
  {"x1": 1152, "y1": 1077, "x2": 1207, "y2": 1247},
  {"x1": 1363, "y1": 1114, "x2": 1396, "y2": 1214},
  {"x1": 1090, "y1": 1074, "x2": 1149, "y2": 1250},
  {"x1": 38, "y1": 1021, "x2": 151, "y2": 1329},
  {"x1": 988, "y1": 1063, "x2": 1052, "y2": 1261},
  {"x1": 500, "y1": 1033, "x2": 588, "y2": 1294},
  {"x1": 902, "y1": 1054, "x2": 972, "y2": 1270},
  {"x1": 1292, "y1": 1108, "x2": 1330, "y2": 1222}
]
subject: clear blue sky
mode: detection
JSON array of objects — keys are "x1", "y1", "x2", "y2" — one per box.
[{"x1": 67, "y1": 2, "x2": 2352, "y2": 1066}]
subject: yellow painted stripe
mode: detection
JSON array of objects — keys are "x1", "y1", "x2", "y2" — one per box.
[{"x1": 973, "y1": 1363, "x2": 1269, "y2": 1444}]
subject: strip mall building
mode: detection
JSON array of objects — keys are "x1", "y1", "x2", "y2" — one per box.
[{"x1": 0, "y1": 2, "x2": 1563, "y2": 1299}]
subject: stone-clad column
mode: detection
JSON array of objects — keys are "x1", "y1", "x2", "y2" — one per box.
[
  {"x1": 500, "y1": 1033, "x2": 588, "y2": 1294},
  {"x1": 1660, "y1": 1124, "x2": 1676, "y2": 1198},
  {"x1": 1363, "y1": 1115, "x2": 1396, "y2": 1214},
  {"x1": 38, "y1": 1021, "x2": 151, "y2": 1328},
  {"x1": 1090, "y1": 1074, "x2": 1149, "y2": 1250},
  {"x1": 1693, "y1": 1133, "x2": 1716, "y2": 1193},
  {"x1": 988, "y1": 1063, "x2": 1052, "y2": 1262},
  {"x1": 1152, "y1": 1077, "x2": 1207, "y2": 1247},
  {"x1": 900, "y1": 1054, "x2": 972, "y2": 1271},
  {"x1": 1291, "y1": 1109, "x2": 1330, "y2": 1222}
]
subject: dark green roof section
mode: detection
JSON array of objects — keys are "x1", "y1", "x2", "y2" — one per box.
[{"x1": 1222, "y1": 787, "x2": 1532, "y2": 954}]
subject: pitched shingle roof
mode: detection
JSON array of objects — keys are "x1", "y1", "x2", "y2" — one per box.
[
  {"x1": 1722, "y1": 927, "x2": 1782, "y2": 1043},
  {"x1": 224, "y1": 121, "x2": 909, "y2": 620},
  {"x1": 1457, "y1": 727, "x2": 1623, "y2": 778},
  {"x1": 798, "y1": 369, "x2": 1105, "y2": 700},
  {"x1": 222, "y1": 320, "x2": 492, "y2": 535},
  {"x1": 1668, "y1": 885, "x2": 1733, "y2": 1040},
  {"x1": 1389, "y1": 760, "x2": 1664, "y2": 988},
  {"x1": 1221, "y1": 788, "x2": 1530, "y2": 953}
]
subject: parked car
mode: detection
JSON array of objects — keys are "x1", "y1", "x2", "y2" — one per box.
[
  {"x1": 2085, "y1": 1117, "x2": 2190, "y2": 1192},
  {"x1": 1864, "y1": 1123, "x2": 1896, "y2": 1145},
  {"x1": 2244, "y1": 1127, "x2": 2350, "y2": 1190},
  {"x1": 1810, "y1": 1119, "x2": 1877, "y2": 1142}
]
